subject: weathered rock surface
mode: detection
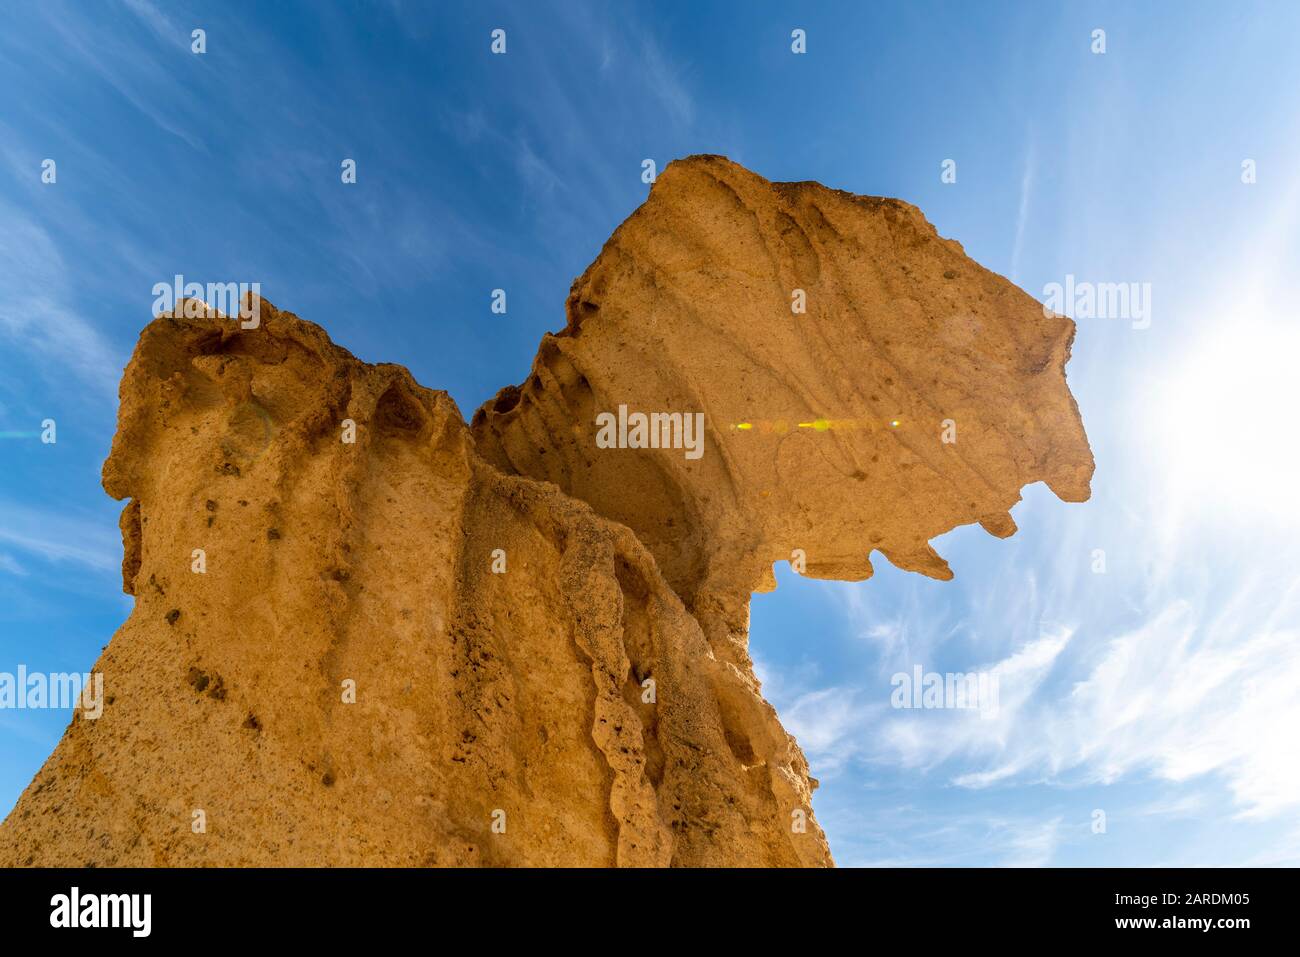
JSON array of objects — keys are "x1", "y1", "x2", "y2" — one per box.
[
  {"x1": 0, "y1": 156, "x2": 1091, "y2": 867},
  {"x1": 473, "y1": 154, "x2": 1092, "y2": 698}
]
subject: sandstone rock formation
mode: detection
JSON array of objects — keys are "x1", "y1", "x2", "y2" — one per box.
[{"x1": 0, "y1": 155, "x2": 1092, "y2": 867}]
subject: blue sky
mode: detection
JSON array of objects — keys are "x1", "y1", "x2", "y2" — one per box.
[{"x1": 2, "y1": 0, "x2": 1298, "y2": 865}]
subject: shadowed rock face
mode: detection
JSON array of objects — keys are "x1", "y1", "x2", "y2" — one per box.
[{"x1": 0, "y1": 156, "x2": 1091, "y2": 867}]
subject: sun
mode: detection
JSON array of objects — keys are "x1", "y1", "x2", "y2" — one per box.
[{"x1": 1152, "y1": 322, "x2": 1300, "y2": 521}]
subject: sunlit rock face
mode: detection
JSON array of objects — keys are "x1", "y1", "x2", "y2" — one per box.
[
  {"x1": 0, "y1": 156, "x2": 1090, "y2": 868},
  {"x1": 473, "y1": 153, "x2": 1092, "y2": 684}
]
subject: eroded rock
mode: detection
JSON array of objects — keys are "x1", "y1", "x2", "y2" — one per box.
[{"x1": 0, "y1": 156, "x2": 1090, "y2": 867}]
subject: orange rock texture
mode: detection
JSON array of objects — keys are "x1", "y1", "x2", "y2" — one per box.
[{"x1": 0, "y1": 156, "x2": 1091, "y2": 866}]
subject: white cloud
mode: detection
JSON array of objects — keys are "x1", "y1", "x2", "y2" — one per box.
[
  {"x1": 813, "y1": 579, "x2": 1300, "y2": 821},
  {"x1": 780, "y1": 687, "x2": 885, "y2": 774}
]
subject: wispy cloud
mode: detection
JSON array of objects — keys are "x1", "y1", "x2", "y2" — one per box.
[
  {"x1": 1009, "y1": 130, "x2": 1035, "y2": 284},
  {"x1": 0, "y1": 501, "x2": 119, "y2": 572},
  {"x1": 0, "y1": 200, "x2": 123, "y2": 397},
  {"x1": 816, "y1": 579, "x2": 1300, "y2": 822},
  {"x1": 1001, "y1": 815, "x2": 1063, "y2": 867},
  {"x1": 38, "y1": 0, "x2": 207, "y2": 151},
  {"x1": 119, "y1": 0, "x2": 186, "y2": 51},
  {"x1": 830, "y1": 803, "x2": 1067, "y2": 868},
  {"x1": 639, "y1": 36, "x2": 695, "y2": 130}
]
